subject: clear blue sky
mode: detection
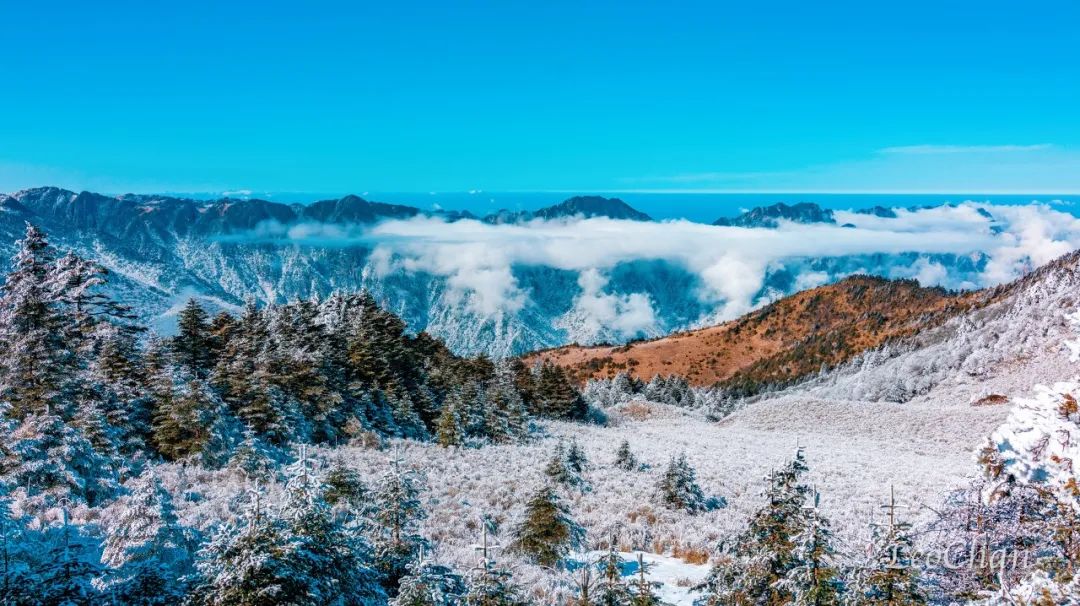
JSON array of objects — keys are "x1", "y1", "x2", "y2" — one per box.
[{"x1": 2, "y1": 1, "x2": 1079, "y2": 194}]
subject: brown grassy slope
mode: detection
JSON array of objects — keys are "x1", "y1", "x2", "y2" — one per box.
[{"x1": 523, "y1": 275, "x2": 993, "y2": 390}]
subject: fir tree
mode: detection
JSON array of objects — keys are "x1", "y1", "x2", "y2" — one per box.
[
  {"x1": 171, "y1": 298, "x2": 213, "y2": 379},
  {"x1": 596, "y1": 545, "x2": 633, "y2": 606},
  {"x1": 0, "y1": 224, "x2": 73, "y2": 422},
  {"x1": 371, "y1": 458, "x2": 429, "y2": 592},
  {"x1": 858, "y1": 489, "x2": 927, "y2": 606},
  {"x1": 391, "y1": 550, "x2": 467, "y2": 606},
  {"x1": 323, "y1": 458, "x2": 369, "y2": 510},
  {"x1": 775, "y1": 490, "x2": 842, "y2": 606},
  {"x1": 657, "y1": 454, "x2": 706, "y2": 513},
  {"x1": 100, "y1": 469, "x2": 195, "y2": 605},
  {"x1": 436, "y1": 390, "x2": 465, "y2": 447},
  {"x1": 614, "y1": 440, "x2": 638, "y2": 472},
  {"x1": 533, "y1": 362, "x2": 587, "y2": 421},
  {"x1": 629, "y1": 553, "x2": 660, "y2": 606},
  {"x1": 544, "y1": 442, "x2": 581, "y2": 488},
  {"x1": 566, "y1": 439, "x2": 588, "y2": 474},
  {"x1": 510, "y1": 484, "x2": 583, "y2": 567}
]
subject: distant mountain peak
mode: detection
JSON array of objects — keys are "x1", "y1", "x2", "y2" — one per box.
[
  {"x1": 714, "y1": 202, "x2": 835, "y2": 228},
  {"x1": 483, "y1": 195, "x2": 652, "y2": 224},
  {"x1": 536, "y1": 195, "x2": 652, "y2": 221}
]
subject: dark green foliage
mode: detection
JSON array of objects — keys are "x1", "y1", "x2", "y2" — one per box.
[
  {"x1": 614, "y1": 440, "x2": 638, "y2": 472},
  {"x1": 531, "y1": 362, "x2": 588, "y2": 421},
  {"x1": 511, "y1": 484, "x2": 583, "y2": 567},
  {"x1": 657, "y1": 454, "x2": 706, "y2": 513}
]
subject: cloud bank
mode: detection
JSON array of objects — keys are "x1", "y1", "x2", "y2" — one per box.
[{"x1": 232, "y1": 202, "x2": 1080, "y2": 337}]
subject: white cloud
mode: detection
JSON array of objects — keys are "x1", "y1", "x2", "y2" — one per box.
[{"x1": 237, "y1": 202, "x2": 1080, "y2": 328}]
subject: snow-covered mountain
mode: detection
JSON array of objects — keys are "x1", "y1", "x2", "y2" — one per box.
[{"x1": 0, "y1": 187, "x2": 1062, "y2": 357}]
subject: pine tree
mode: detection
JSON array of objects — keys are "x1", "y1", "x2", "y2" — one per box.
[
  {"x1": 371, "y1": 457, "x2": 429, "y2": 591},
  {"x1": 629, "y1": 553, "x2": 660, "y2": 606},
  {"x1": 544, "y1": 442, "x2": 581, "y2": 488},
  {"x1": 391, "y1": 550, "x2": 467, "y2": 606},
  {"x1": 858, "y1": 489, "x2": 927, "y2": 606},
  {"x1": 0, "y1": 224, "x2": 72, "y2": 421},
  {"x1": 2, "y1": 409, "x2": 116, "y2": 508},
  {"x1": 194, "y1": 477, "x2": 386, "y2": 606},
  {"x1": 533, "y1": 362, "x2": 587, "y2": 420},
  {"x1": 614, "y1": 440, "x2": 638, "y2": 472},
  {"x1": 464, "y1": 550, "x2": 526, "y2": 606},
  {"x1": 566, "y1": 439, "x2": 588, "y2": 474},
  {"x1": 596, "y1": 545, "x2": 633, "y2": 606},
  {"x1": 484, "y1": 362, "x2": 529, "y2": 442},
  {"x1": 698, "y1": 448, "x2": 812, "y2": 605},
  {"x1": 436, "y1": 390, "x2": 465, "y2": 447},
  {"x1": 100, "y1": 469, "x2": 194, "y2": 604},
  {"x1": 227, "y1": 429, "x2": 279, "y2": 481},
  {"x1": 323, "y1": 458, "x2": 369, "y2": 510},
  {"x1": 171, "y1": 298, "x2": 213, "y2": 379},
  {"x1": 510, "y1": 484, "x2": 583, "y2": 567},
  {"x1": 152, "y1": 379, "x2": 215, "y2": 461},
  {"x1": 657, "y1": 454, "x2": 706, "y2": 513},
  {"x1": 775, "y1": 490, "x2": 842, "y2": 606}
]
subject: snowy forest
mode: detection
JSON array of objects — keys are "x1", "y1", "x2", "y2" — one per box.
[{"x1": 0, "y1": 222, "x2": 1078, "y2": 605}]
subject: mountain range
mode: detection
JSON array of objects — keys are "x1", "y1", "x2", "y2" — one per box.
[{"x1": 0, "y1": 187, "x2": 1010, "y2": 356}]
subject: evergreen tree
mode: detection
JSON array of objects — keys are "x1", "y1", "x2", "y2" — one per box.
[
  {"x1": 171, "y1": 298, "x2": 213, "y2": 379},
  {"x1": 775, "y1": 491, "x2": 842, "y2": 606},
  {"x1": 371, "y1": 458, "x2": 429, "y2": 591},
  {"x1": 100, "y1": 469, "x2": 195, "y2": 605},
  {"x1": 436, "y1": 390, "x2": 465, "y2": 447},
  {"x1": 510, "y1": 484, "x2": 583, "y2": 567},
  {"x1": 697, "y1": 448, "x2": 812, "y2": 605},
  {"x1": 614, "y1": 440, "x2": 638, "y2": 472},
  {"x1": 596, "y1": 545, "x2": 633, "y2": 606},
  {"x1": 391, "y1": 552, "x2": 467, "y2": 606},
  {"x1": 194, "y1": 478, "x2": 385, "y2": 606},
  {"x1": 544, "y1": 442, "x2": 581, "y2": 488},
  {"x1": 323, "y1": 458, "x2": 369, "y2": 510},
  {"x1": 566, "y1": 439, "x2": 588, "y2": 474},
  {"x1": 0, "y1": 223, "x2": 71, "y2": 421},
  {"x1": 657, "y1": 454, "x2": 706, "y2": 513},
  {"x1": 484, "y1": 362, "x2": 529, "y2": 442},
  {"x1": 227, "y1": 429, "x2": 279, "y2": 481},
  {"x1": 533, "y1": 362, "x2": 587, "y2": 421},
  {"x1": 629, "y1": 553, "x2": 660, "y2": 606},
  {"x1": 464, "y1": 556, "x2": 526, "y2": 606},
  {"x1": 858, "y1": 490, "x2": 927, "y2": 606}
]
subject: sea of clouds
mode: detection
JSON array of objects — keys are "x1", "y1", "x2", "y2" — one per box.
[{"x1": 229, "y1": 202, "x2": 1080, "y2": 340}]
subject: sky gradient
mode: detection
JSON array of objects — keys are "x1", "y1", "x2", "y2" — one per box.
[{"x1": 2, "y1": 1, "x2": 1079, "y2": 194}]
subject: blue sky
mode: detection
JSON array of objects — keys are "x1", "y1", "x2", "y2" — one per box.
[{"x1": 2, "y1": 1, "x2": 1079, "y2": 194}]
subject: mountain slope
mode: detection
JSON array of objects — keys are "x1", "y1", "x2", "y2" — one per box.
[{"x1": 525, "y1": 275, "x2": 992, "y2": 389}]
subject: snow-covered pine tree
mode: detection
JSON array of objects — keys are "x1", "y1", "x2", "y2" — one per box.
[
  {"x1": 391, "y1": 549, "x2": 467, "y2": 606},
  {"x1": 858, "y1": 489, "x2": 927, "y2": 606},
  {"x1": 510, "y1": 484, "x2": 583, "y2": 567},
  {"x1": 657, "y1": 454, "x2": 706, "y2": 513},
  {"x1": 595, "y1": 545, "x2": 632, "y2": 606},
  {"x1": 0, "y1": 224, "x2": 69, "y2": 422},
  {"x1": 544, "y1": 442, "x2": 581, "y2": 488},
  {"x1": 533, "y1": 362, "x2": 588, "y2": 421},
  {"x1": 775, "y1": 490, "x2": 842, "y2": 606},
  {"x1": 100, "y1": 468, "x2": 195, "y2": 604},
  {"x1": 464, "y1": 541, "x2": 526, "y2": 606},
  {"x1": 371, "y1": 457, "x2": 429, "y2": 591},
  {"x1": 614, "y1": 440, "x2": 638, "y2": 472},
  {"x1": 194, "y1": 473, "x2": 386, "y2": 606},
  {"x1": 436, "y1": 388, "x2": 466, "y2": 447},
  {"x1": 171, "y1": 298, "x2": 213, "y2": 380},
  {"x1": 323, "y1": 457, "x2": 370, "y2": 510},
  {"x1": 2, "y1": 408, "x2": 116, "y2": 508},
  {"x1": 485, "y1": 361, "x2": 529, "y2": 442},
  {"x1": 227, "y1": 429, "x2": 279, "y2": 481},
  {"x1": 698, "y1": 448, "x2": 811, "y2": 605},
  {"x1": 629, "y1": 553, "x2": 660, "y2": 606},
  {"x1": 566, "y1": 439, "x2": 588, "y2": 474}
]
